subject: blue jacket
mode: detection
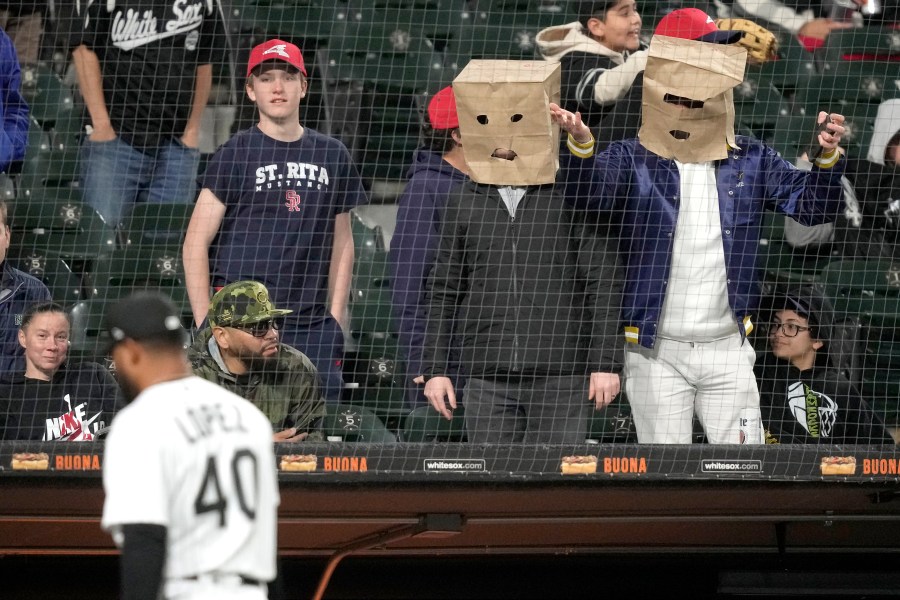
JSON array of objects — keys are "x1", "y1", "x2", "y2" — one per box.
[
  {"x1": 1, "y1": 261, "x2": 51, "y2": 374},
  {"x1": 0, "y1": 27, "x2": 28, "y2": 173},
  {"x1": 388, "y1": 149, "x2": 467, "y2": 404},
  {"x1": 563, "y1": 136, "x2": 845, "y2": 349}
]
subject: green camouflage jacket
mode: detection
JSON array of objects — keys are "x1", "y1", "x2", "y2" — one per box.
[{"x1": 189, "y1": 327, "x2": 326, "y2": 440}]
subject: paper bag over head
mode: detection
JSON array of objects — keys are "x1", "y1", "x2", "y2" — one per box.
[
  {"x1": 453, "y1": 59, "x2": 561, "y2": 185},
  {"x1": 639, "y1": 36, "x2": 747, "y2": 163}
]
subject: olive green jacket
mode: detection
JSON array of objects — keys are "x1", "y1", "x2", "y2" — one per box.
[{"x1": 189, "y1": 328, "x2": 326, "y2": 440}]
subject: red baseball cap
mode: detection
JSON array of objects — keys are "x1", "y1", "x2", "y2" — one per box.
[
  {"x1": 654, "y1": 8, "x2": 742, "y2": 44},
  {"x1": 247, "y1": 39, "x2": 307, "y2": 77},
  {"x1": 428, "y1": 86, "x2": 459, "y2": 130}
]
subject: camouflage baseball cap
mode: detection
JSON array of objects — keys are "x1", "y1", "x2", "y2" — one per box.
[{"x1": 208, "y1": 281, "x2": 292, "y2": 328}]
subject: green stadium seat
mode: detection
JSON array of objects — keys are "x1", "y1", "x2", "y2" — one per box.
[
  {"x1": 15, "y1": 117, "x2": 49, "y2": 186},
  {"x1": 769, "y1": 112, "x2": 814, "y2": 159},
  {"x1": 586, "y1": 395, "x2": 637, "y2": 443},
  {"x1": 18, "y1": 62, "x2": 74, "y2": 129},
  {"x1": 446, "y1": 12, "x2": 557, "y2": 71},
  {"x1": 732, "y1": 74, "x2": 792, "y2": 142},
  {"x1": 401, "y1": 404, "x2": 467, "y2": 442},
  {"x1": 320, "y1": 403, "x2": 398, "y2": 442},
  {"x1": 343, "y1": 383, "x2": 408, "y2": 432},
  {"x1": 86, "y1": 246, "x2": 190, "y2": 321},
  {"x1": 342, "y1": 334, "x2": 407, "y2": 429},
  {"x1": 0, "y1": 174, "x2": 14, "y2": 201},
  {"x1": 232, "y1": 0, "x2": 344, "y2": 47},
  {"x1": 816, "y1": 26, "x2": 900, "y2": 69},
  {"x1": 860, "y1": 376, "x2": 900, "y2": 430},
  {"x1": 819, "y1": 258, "x2": 900, "y2": 316},
  {"x1": 758, "y1": 239, "x2": 835, "y2": 287},
  {"x1": 350, "y1": 252, "x2": 395, "y2": 336},
  {"x1": 469, "y1": 0, "x2": 575, "y2": 23},
  {"x1": 863, "y1": 309, "x2": 900, "y2": 374},
  {"x1": 320, "y1": 20, "x2": 445, "y2": 182},
  {"x1": 8, "y1": 189, "x2": 118, "y2": 261},
  {"x1": 67, "y1": 298, "x2": 114, "y2": 363},
  {"x1": 119, "y1": 202, "x2": 194, "y2": 250},
  {"x1": 8, "y1": 250, "x2": 84, "y2": 307},
  {"x1": 819, "y1": 259, "x2": 900, "y2": 421},
  {"x1": 442, "y1": 0, "x2": 573, "y2": 73},
  {"x1": 350, "y1": 2, "x2": 471, "y2": 51},
  {"x1": 17, "y1": 113, "x2": 80, "y2": 195},
  {"x1": 17, "y1": 147, "x2": 80, "y2": 192},
  {"x1": 322, "y1": 21, "x2": 440, "y2": 93},
  {"x1": 358, "y1": 94, "x2": 425, "y2": 181},
  {"x1": 797, "y1": 61, "x2": 900, "y2": 110},
  {"x1": 350, "y1": 207, "x2": 388, "y2": 253},
  {"x1": 49, "y1": 104, "x2": 87, "y2": 153},
  {"x1": 22, "y1": 115, "x2": 47, "y2": 155},
  {"x1": 866, "y1": 338, "x2": 900, "y2": 371},
  {"x1": 348, "y1": 211, "x2": 395, "y2": 337}
]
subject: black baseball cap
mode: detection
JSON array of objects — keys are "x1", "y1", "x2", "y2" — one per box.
[
  {"x1": 104, "y1": 291, "x2": 187, "y2": 352},
  {"x1": 781, "y1": 295, "x2": 813, "y2": 320},
  {"x1": 764, "y1": 283, "x2": 831, "y2": 334}
]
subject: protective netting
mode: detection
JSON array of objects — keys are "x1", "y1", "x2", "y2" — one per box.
[{"x1": 1, "y1": 1, "x2": 900, "y2": 479}]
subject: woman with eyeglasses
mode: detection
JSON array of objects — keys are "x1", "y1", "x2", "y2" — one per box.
[{"x1": 754, "y1": 286, "x2": 895, "y2": 444}]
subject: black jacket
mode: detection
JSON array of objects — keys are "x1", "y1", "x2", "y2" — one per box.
[
  {"x1": 756, "y1": 356, "x2": 893, "y2": 445},
  {"x1": 838, "y1": 157, "x2": 900, "y2": 261},
  {"x1": 0, "y1": 361, "x2": 122, "y2": 441},
  {"x1": 0, "y1": 261, "x2": 51, "y2": 375},
  {"x1": 422, "y1": 181, "x2": 622, "y2": 380}
]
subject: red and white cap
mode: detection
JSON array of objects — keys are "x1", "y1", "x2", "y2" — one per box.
[
  {"x1": 654, "y1": 8, "x2": 742, "y2": 44},
  {"x1": 247, "y1": 39, "x2": 307, "y2": 77},
  {"x1": 427, "y1": 86, "x2": 459, "y2": 130}
]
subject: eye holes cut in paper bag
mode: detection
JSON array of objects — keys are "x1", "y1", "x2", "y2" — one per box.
[{"x1": 453, "y1": 60, "x2": 561, "y2": 186}]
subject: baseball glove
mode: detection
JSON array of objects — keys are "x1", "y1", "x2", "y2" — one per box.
[{"x1": 715, "y1": 18, "x2": 779, "y2": 65}]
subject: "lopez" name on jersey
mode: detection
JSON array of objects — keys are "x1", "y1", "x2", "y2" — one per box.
[{"x1": 176, "y1": 403, "x2": 249, "y2": 444}]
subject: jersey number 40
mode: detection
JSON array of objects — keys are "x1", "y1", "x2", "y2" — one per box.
[{"x1": 194, "y1": 449, "x2": 259, "y2": 527}]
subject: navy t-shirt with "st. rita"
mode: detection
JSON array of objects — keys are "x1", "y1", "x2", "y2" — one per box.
[{"x1": 201, "y1": 126, "x2": 368, "y2": 324}]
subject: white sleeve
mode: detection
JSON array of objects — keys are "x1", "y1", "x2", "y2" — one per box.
[
  {"x1": 593, "y1": 50, "x2": 647, "y2": 106},
  {"x1": 101, "y1": 411, "x2": 171, "y2": 532},
  {"x1": 733, "y1": 0, "x2": 811, "y2": 34}
]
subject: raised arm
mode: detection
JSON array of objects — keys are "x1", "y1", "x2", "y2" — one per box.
[{"x1": 771, "y1": 111, "x2": 847, "y2": 226}]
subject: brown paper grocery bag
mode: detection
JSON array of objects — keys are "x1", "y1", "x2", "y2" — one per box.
[
  {"x1": 454, "y1": 60, "x2": 561, "y2": 185},
  {"x1": 639, "y1": 36, "x2": 747, "y2": 163}
]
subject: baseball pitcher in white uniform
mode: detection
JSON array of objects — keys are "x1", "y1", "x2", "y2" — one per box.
[{"x1": 100, "y1": 292, "x2": 279, "y2": 600}]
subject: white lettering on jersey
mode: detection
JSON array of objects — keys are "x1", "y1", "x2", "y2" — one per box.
[
  {"x1": 254, "y1": 163, "x2": 330, "y2": 192},
  {"x1": 110, "y1": 1, "x2": 207, "y2": 51},
  {"x1": 175, "y1": 403, "x2": 249, "y2": 444},
  {"x1": 168, "y1": 0, "x2": 204, "y2": 32}
]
